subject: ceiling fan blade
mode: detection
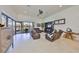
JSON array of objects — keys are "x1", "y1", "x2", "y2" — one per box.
[
  {"x1": 37, "y1": 9, "x2": 43, "y2": 16},
  {"x1": 39, "y1": 9, "x2": 43, "y2": 14}
]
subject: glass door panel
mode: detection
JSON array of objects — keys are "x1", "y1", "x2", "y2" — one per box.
[
  {"x1": 15, "y1": 22, "x2": 21, "y2": 34},
  {"x1": 1, "y1": 14, "x2": 7, "y2": 27},
  {"x1": 8, "y1": 18, "x2": 13, "y2": 28}
]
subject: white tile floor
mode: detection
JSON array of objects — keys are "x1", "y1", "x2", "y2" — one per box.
[
  {"x1": 7, "y1": 33, "x2": 79, "y2": 53},
  {"x1": 7, "y1": 33, "x2": 33, "y2": 52}
]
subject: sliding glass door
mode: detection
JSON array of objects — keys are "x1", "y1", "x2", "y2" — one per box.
[
  {"x1": 1, "y1": 12, "x2": 16, "y2": 34},
  {"x1": 15, "y1": 22, "x2": 21, "y2": 34},
  {"x1": 1, "y1": 12, "x2": 33, "y2": 34},
  {"x1": 1, "y1": 13, "x2": 7, "y2": 27},
  {"x1": 8, "y1": 18, "x2": 13, "y2": 28},
  {"x1": 22, "y1": 22, "x2": 33, "y2": 32},
  {"x1": 14, "y1": 21, "x2": 33, "y2": 34}
]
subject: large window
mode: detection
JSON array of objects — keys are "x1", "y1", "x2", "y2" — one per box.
[
  {"x1": 16, "y1": 22, "x2": 21, "y2": 31},
  {"x1": 22, "y1": 22, "x2": 33, "y2": 30},
  {"x1": 8, "y1": 18, "x2": 13, "y2": 27},
  {"x1": 13, "y1": 21, "x2": 15, "y2": 31},
  {"x1": 1, "y1": 12, "x2": 33, "y2": 34},
  {"x1": 1, "y1": 12, "x2": 16, "y2": 34},
  {"x1": 23, "y1": 22, "x2": 30, "y2": 30},
  {"x1": 1, "y1": 14, "x2": 7, "y2": 27},
  {"x1": 1, "y1": 12, "x2": 15, "y2": 28}
]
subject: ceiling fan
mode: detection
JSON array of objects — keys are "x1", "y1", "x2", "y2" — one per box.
[{"x1": 37, "y1": 9, "x2": 43, "y2": 16}]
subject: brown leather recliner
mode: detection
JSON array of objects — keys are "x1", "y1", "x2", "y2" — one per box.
[
  {"x1": 31, "y1": 29, "x2": 40, "y2": 39},
  {"x1": 34, "y1": 28, "x2": 43, "y2": 33},
  {"x1": 45, "y1": 30, "x2": 63, "y2": 42}
]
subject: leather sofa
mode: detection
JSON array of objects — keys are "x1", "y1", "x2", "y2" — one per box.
[
  {"x1": 31, "y1": 29, "x2": 40, "y2": 39},
  {"x1": 34, "y1": 28, "x2": 43, "y2": 33},
  {"x1": 45, "y1": 29, "x2": 63, "y2": 42}
]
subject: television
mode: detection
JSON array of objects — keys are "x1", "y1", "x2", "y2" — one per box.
[
  {"x1": 45, "y1": 22, "x2": 54, "y2": 33},
  {"x1": 47, "y1": 24, "x2": 52, "y2": 27}
]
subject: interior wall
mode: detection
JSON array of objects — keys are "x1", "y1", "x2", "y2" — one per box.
[{"x1": 44, "y1": 6, "x2": 79, "y2": 33}]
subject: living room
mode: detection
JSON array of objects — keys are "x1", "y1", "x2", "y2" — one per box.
[{"x1": 0, "y1": 5, "x2": 79, "y2": 53}]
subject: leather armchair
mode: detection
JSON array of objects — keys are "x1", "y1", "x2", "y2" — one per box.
[
  {"x1": 34, "y1": 28, "x2": 43, "y2": 33},
  {"x1": 45, "y1": 30, "x2": 63, "y2": 42},
  {"x1": 31, "y1": 29, "x2": 40, "y2": 39}
]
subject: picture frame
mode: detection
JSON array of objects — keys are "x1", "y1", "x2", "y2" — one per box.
[
  {"x1": 59, "y1": 18, "x2": 65, "y2": 24},
  {"x1": 52, "y1": 21, "x2": 54, "y2": 25},
  {"x1": 54, "y1": 20, "x2": 59, "y2": 25},
  {"x1": 54, "y1": 18, "x2": 65, "y2": 25}
]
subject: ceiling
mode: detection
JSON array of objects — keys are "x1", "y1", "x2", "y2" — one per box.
[{"x1": 9, "y1": 5, "x2": 72, "y2": 20}]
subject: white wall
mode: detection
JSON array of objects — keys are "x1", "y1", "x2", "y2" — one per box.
[{"x1": 44, "y1": 6, "x2": 79, "y2": 33}]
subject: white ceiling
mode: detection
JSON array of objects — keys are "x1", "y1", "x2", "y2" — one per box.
[{"x1": 9, "y1": 5, "x2": 72, "y2": 20}]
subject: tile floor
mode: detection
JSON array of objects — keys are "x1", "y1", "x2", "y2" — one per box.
[{"x1": 7, "y1": 33, "x2": 79, "y2": 53}]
